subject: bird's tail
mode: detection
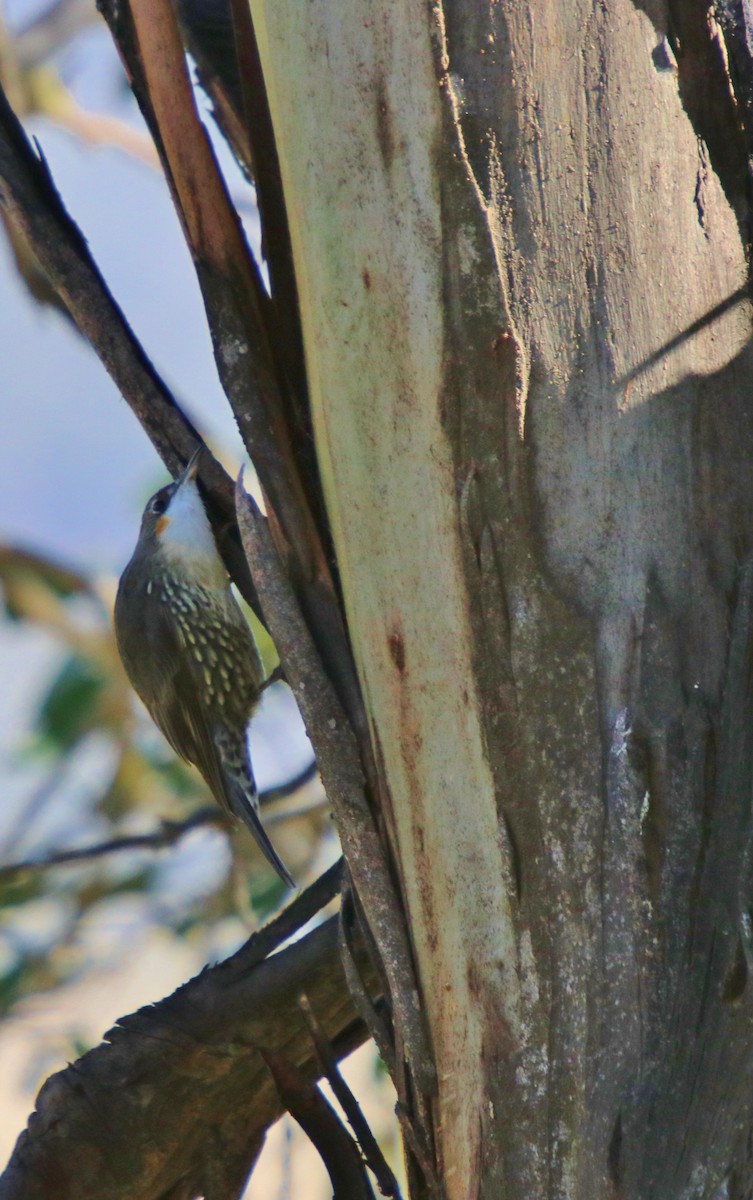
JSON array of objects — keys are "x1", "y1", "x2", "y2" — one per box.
[{"x1": 218, "y1": 738, "x2": 295, "y2": 889}]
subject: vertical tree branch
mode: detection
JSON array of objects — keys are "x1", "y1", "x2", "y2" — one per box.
[
  {"x1": 235, "y1": 478, "x2": 436, "y2": 1098},
  {"x1": 98, "y1": 0, "x2": 365, "y2": 731}
]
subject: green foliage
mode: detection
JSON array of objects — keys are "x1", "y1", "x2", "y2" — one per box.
[
  {"x1": 36, "y1": 655, "x2": 108, "y2": 754},
  {"x1": 0, "y1": 961, "x2": 28, "y2": 1013},
  {"x1": 249, "y1": 873, "x2": 288, "y2": 919}
]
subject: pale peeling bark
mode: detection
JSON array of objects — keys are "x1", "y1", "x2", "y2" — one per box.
[
  {"x1": 252, "y1": 2, "x2": 753, "y2": 1198},
  {"x1": 252, "y1": 4, "x2": 521, "y2": 1193}
]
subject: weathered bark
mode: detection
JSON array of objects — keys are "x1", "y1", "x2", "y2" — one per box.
[
  {"x1": 0, "y1": 916, "x2": 378, "y2": 1200},
  {"x1": 251, "y1": 2, "x2": 753, "y2": 1197}
]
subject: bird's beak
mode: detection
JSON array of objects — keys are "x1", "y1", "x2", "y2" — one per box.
[{"x1": 175, "y1": 445, "x2": 203, "y2": 490}]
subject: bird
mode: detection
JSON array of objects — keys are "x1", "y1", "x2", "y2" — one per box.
[{"x1": 114, "y1": 447, "x2": 294, "y2": 887}]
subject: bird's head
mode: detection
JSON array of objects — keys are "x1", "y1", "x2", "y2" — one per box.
[{"x1": 138, "y1": 448, "x2": 220, "y2": 569}]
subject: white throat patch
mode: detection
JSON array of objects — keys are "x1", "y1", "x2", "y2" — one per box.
[{"x1": 160, "y1": 480, "x2": 222, "y2": 573}]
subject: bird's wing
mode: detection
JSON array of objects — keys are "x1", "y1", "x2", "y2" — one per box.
[
  {"x1": 115, "y1": 576, "x2": 230, "y2": 815},
  {"x1": 116, "y1": 576, "x2": 294, "y2": 884},
  {"x1": 153, "y1": 657, "x2": 231, "y2": 817}
]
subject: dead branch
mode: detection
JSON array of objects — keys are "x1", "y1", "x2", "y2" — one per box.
[
  {"x1": 0, "y1": 904, "x2": 377, "y2": 1200},
  {"x1": 0, "y1": 760, "x2": 320, "y2": 881},
  {"x1": 235, "y1": 480, "x2": 436, "y2": 1095},
  {"x1": 299, "y1": 992, "x2": 403, "y2": 1199},
  {"x1": 261, "y1": 1049, "x2": 376, "y2": 1199}
]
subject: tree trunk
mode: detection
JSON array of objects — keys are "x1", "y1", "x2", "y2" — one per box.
[{"x1": 252, "y1": 2, "x2": 753, "y2": 1196}]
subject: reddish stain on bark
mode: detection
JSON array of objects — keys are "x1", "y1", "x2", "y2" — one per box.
[
  {"x1": 374, "y1": 75, "x2": 395, "y2": 171},
  {"x1": 467, "y1": 958, "x2": 483, "y2": 1000},
  {"x1": 362, "y1": 268, "x2": 372, "y2": 290},
  {"x1": 388, "y1": 627, "x2": 406, "y2": 673}
]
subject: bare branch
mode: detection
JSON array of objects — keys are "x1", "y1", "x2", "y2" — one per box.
[
  {"x1": 0, "y1": 761, "x2": 320, "y2": 881},
  {"x1": 261, "y1": 1048, "x2": 377, "y2": 1199},
  {"x1": 220, "y1": 857, "x2": 343, "y2": 978},
  {"x1": 0, "y1": 810, "x2": 225, "y2": 879},
  {"x1": 235, "y1": 479, "x2": 436, "y2": 1095},
  {"x1": 299, "y1": 992, "x2": 403, "y2": 1199},
  {"x1": 338, "y1": 885, "x2": 397, "y2": 1081},
  {"x1": 0, "y1": 905, "x2": 377, "y2": 1200},
  {"x1": 226, "y1": 0, "x2": 310, "y2": 410},
  {"x1": 176, "y1": 0, "x2": 253, "y2": 178}
]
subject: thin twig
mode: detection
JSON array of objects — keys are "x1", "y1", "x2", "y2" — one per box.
[
  {"x1": 235, "y1": 478, "x2": 436, "y2": 1095},
  {"x1": 260, "y1": 663, "x2": 286, "y2": 690},
  {"x1": 266, "y1": 796, "x2": 328, "y2": 826},
  {"x1": 339, "y1": 891, "x2": 397, "y2": 1080},
  {"x1": 260, "y1": 1048, "x2": 377, "y2": 1199},
  {"x1": 395, "y1": 1103, "x2": 440, "y2": 1196},
  {"x1": 222, "y1": 858, "x2": 344, "y2": 979},
  {"x1": 0, "y1": 810, "x2": 224, "y2": 880},
  {"x1": 259, "y1": 760, "x2": 319, "y2": 805},
  {"x1": 0, "y1": 761, "x2": 319, "y2": 880},
  {"x1": 299, "y1": 992, "x2": 403, "y2": 1199}
]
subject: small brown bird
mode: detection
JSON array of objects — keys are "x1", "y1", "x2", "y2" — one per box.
[{"x1": 115, "y1": 448, "x2": 293, "y2": 887}]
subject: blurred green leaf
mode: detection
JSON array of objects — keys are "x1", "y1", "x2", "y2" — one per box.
[
  {"x1": 0, "y1": 876, "x2": 44, "y2": 909},
  {"x1": 2, "y1": 593, "x2": 24, "y2": 621},
  {"x1": 0, "y1": 961, "x2": 25, "y2": 1012},
  {"x1": 36, "y1": 654, "x2": 107, "y2": 752},
  {"x1": 148, "y1": 756, "x2": 203, "y2": 797},
  {"x1": 112, "y1": 869, "x2": 152, "y2": 894},
  {"x1": 172, "y1": 912, "x2": 205, "y2": 939},
  {"x1": 0, "y1": 952, "x2": 65, "y2": 1016},
  {"x1": 249, "y1": 874, "x2": 287, "y2": 919},
  {"x1": 373, "y1": 1049, "x2": 391, "y2": 1080},
  {"x1": 69, "y1": 1033, "x2": 93, "y2": 1060}
]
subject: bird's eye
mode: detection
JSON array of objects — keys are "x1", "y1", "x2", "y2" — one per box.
[{"x1": 150, "y1": 495, "x2": 168, "y2": 516}]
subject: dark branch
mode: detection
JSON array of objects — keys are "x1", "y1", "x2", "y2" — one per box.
[
  {"x1": 0, "y1": 761, "x2": 320, "y2": 881},
  {"x1": 261, "y1": 1049, "x2": 377, "y2": 1199},
  {"x1": 235, "y1": 479, "x2": 436, "y2": 1095},
  {"x1": 0, "y1": 904, "x2": 377, "y2": 1200},
  {"x1": 226, "y1": 0, "x2": 311, "y2": 417},
  {"x1": 299, "y1": 992, "x2": 403, "y2": 1199},
  {"x1": 219, "y1": 857, "x2": 343, "y2": 978}
]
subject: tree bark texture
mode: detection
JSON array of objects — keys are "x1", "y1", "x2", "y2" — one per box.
[
  {"x1": 251, "y1": 2, "x2": 753, "y2": 1197},
  {"x1": 0, "y1": 918, "x2": 377, "y2": 1200}
]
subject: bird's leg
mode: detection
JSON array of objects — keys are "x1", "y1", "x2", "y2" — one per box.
[{"x1": 261, "y1": 663, "x2": 287, "y2": 691}]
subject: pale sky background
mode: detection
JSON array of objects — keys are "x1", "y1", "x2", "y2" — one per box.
[{"x1": 0, "y1": 6, "x2": 395, "y2": 1195}]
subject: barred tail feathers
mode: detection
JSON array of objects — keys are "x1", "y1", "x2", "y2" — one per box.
[{"x1": 216, "y1": 731, "x2": 295, "y2": 889}]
